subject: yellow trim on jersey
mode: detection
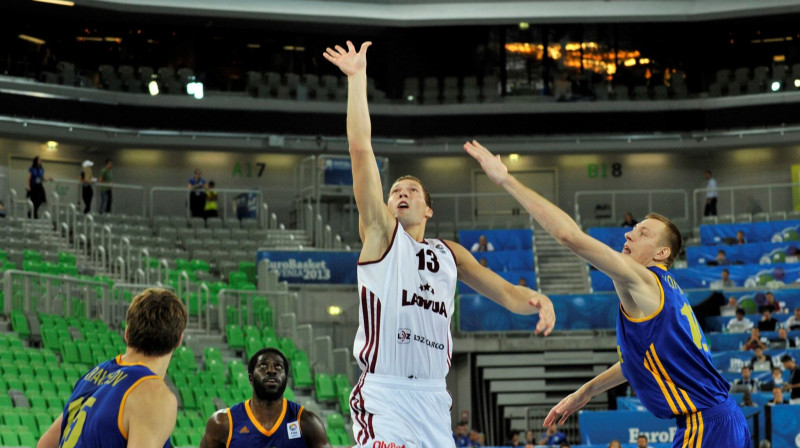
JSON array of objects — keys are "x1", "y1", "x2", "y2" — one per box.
[
  {"x1": 681, "y1": 411, "x2": 705, "y2": 448},
  {"x1": 115, "y1": 354, "x2": 153, "y2": 368},
  {"x1": 643, "y1": 352, "x2": 679, "y2": 415},
  {"x1": 245, "y1": 398, "x2": 287, "y2": 436},
  {"x1": 648, "y1": 345, "x2": 688, "y2": 414},
  {"x1": 117, "y1": 375, "x2": 160, "y2": 439},
  {"x1": 697, "y1": 411, "x2": 704, "y2": 448},
  {"x1": 620, "y1": 269, "x2": 665, "y2": 323},
  {"x1": 297, "y1": 406, "x2": 305, "y2": 432},
  {"x1": 225, "y1": 408, "x2": 233, "y2": 448}
]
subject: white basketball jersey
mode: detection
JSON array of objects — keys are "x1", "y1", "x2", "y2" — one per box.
[{"x1": 354, "y1": 221, "x2": 457, "y2": 380}]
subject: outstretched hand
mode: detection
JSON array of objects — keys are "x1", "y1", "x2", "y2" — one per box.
[
  {"x1": 323, "y1": 40, "x2": 372, "y2": 77},
  {"x1": 463, "y1": 140, "x2": 510, "y2": 186},
  {"x1": 530, "y1": 293, "x2": 556, "y2": 336},
  {"x1": 542, "y1": 390, "x2": 591, "y2": 427}
]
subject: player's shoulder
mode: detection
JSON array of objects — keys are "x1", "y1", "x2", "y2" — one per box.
[{"x1": 129, "y1": 377, "x2": 175, "y2": 405}]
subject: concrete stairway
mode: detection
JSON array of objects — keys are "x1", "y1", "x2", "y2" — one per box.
[{"x1": 533, "y1": 228, "x2": 590, "y2": 295}]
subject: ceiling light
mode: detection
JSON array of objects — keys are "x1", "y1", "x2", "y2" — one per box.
[
  {"x1": 148, "y1": 81, "x2": 159, "y2": 96},
  {"x1": 771, "y1": 81, "x2": 781, "y2": 92},
  {"x1": 795, "y1": 79, "x2": 800, "y2": 88},
  {"x1": 327, "y1": 306, "x2": 342, "y2": 316},
  {"x1": 33, "y1": 0, "x2": 74, "y2": 6},
  {"x1": 509, "y1": 153, "x2": 520, "y2": 163},
  {"x1": 45, "y1": 141, "x2": 58, "y2": 152},
  {"x1": 18, "y1": 34, "x2": 45, "y2": 45}
]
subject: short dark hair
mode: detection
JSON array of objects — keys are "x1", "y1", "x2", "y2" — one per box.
[
  {"x1": 248, "y1": 347, "x2": 290, "y2": 377},
  {"x1": 638, "y1": 434, "x2": 648, "y2": 440},
  {"x1": 645, "y1": 213, "x2": 682, "y2": 269},
  {"x1": 392, "y1": 175, "x2": 432, "y2": 208},
  {"x1": 209, "y1": 180, "x2": 215, "y2": 188},
  {"x1": 126, "y1": 288, "x2": 187, "y2": 356},
  {"x1": 781, "y1": 354, "x2": 794, "y2": 363},
  {"x1": 735, "y1": 307, "x2": 745, "y2": 315},
  {"x1": 105, "y1": 158, "x2": 112, "y2": 164},
  {"x1": 705, "y1": 170, "x2": 712, "y2": 176}
]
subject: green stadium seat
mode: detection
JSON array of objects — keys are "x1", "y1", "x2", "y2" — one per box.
[
  {"x1": 226, "y1": 325, "x2": 245, "y2": 351},
  {"x1": 75, "y1": 340, "x2": 94, "y2": 364},
  {"x1": 191, "y1": 259, "x2": 210, "y2": 273},
  {"x1": 7, "y1": 378, "x2": 23, "y2": 392},
  {"x1": 19, "y1": 411, "x2": 37, "y2": 434},
  {"x1": 206, "y1": 359, "x2": 225, "y2": 377},
  {"x1": 11, "y1": 310, "x2": 31, "y2": 339},
  {"x1": 284, "y1": 386, "x2": 295, "y2": 402},
  {"x1": 261, "y1": 327, "x2": 277, "y2": 341},
  {"x1": 180, "y1": 388, "x2": 197, "y2": 410},
  {"x1": 46, "y1": 395, "x2": 64, "y2": 409},
  {"x1": 0, "y1": 429, "x2": 19, "y2": 447},
  {"x1": 227, "y1": 360, "x2": 246, "y2": 379},
  {"x1": 231, "y1": 372, "x2": 249, "y2": 389},
  {"x1": 18, "y1": 430, "x2": 36, "y2": 448},
  {"x1": 314, "y1": 373, "x2": 336, "y2": 402},
  {"x1": 239, "y1": 261, "x2": 256, "y2": 284},
  {"x1": 243, "y1": 325, "x2": 260, "y2": 340},
  {"x1": 228, "y1": 271, "x2": 247, "y2": 287},
  {"x1": 291, "y1": 357, "x2": 313, "y2": 389},
  {"x1": 204, "y1": 347, "x2": 222, "y2": 365},
  {"x1": 338, "y1": 388, "x2": 350, "y2": 414},
  {"x1": 34, "y1": 410, "x2": 51, "y2": 433},
  {"x1": 58, "y1": 252, "x2": 77, "y2": 265},
  {"x1": 172, "y1": 429, "x2": 190, "y2": 447},
  {"x1": 2, "y1": 410, "x2": 22, "y2": 427},
  {"x1": 262, "y1": 336, "x2": 279, "y2": 350},
  {"x1": 278, "y1": 338, "x2": 298, "y2": 360},
  {"x1": 18, "y1": 363, "x2": 34, "y2": 378},
  {"x1": 23, "y1": 249, "x2": 42, "y2": 262},
  {"x1": 60, "y1": 341, "x2": 80, "y2": 365},
  {"x1": 29, "y1": 396, "x2": 47, "y2": 410},
  {"x1": 333, "y1": 374, "x2": 351, "y2": 395},
  {"x1": 253, "y1": 297, "x2": 273, "y2": 328},
  {"x1": 188, "y1": 414, "x2": 204, "y2": 429}
]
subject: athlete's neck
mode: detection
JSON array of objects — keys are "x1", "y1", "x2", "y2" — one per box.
[
  {"x1": 250, "y1": 396, "x2": 285, "y2": 425},
  {"x1": 401, "y1": 221, "x2": 426, "y2": 243},
  {"x1": 120, "y1": 349, "x2": 172, "y2": 377}
]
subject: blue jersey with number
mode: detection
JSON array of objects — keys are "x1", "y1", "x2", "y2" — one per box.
[
  {"x1": 227, "y1": 399, "x2": 307, "y2": 448},
  {"x1": 59, "y1": 355, "x2": 169, "y2": 448},
  {"x1": 616, "y1": 265, "x2": 729, "y2": 419}
]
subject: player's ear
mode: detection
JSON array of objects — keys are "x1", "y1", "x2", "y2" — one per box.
[
  {"x1": 655, "y1": 246, "x2": 671, "y2": 263},
  {"x1": 425, "y1": 206, "x2": 433, "y2": 219}
]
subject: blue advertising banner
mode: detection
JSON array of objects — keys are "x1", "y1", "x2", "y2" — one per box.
[
  {"x1": 686, "y1": 241, "x2": 800, "y2": 267},
  {"x1": 322, "y1": 157, "x2": 383, "y2": 186},
  {"x1": 578, "y1": 410, "x2": 678, "y2": 445},
  {"x1": 771, "y1": 404, "x2": 800, "y2": 448},
  {"x1": 588, "y1": 227, "x2": 627, "y2": 252},
  {"x1": 256, "y1": 251, "x2": 359, "y2": 284},
  {"x1": 458, "y1": 229, "x2": 534, "y2": 251},
  {"x1": 700, "y1": 220, "x2": 800, "y2": 245}
]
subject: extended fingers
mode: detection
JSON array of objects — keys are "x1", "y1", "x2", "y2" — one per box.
[{"x1": 335, "y1": 45, "x2": 347, "y2": 55}]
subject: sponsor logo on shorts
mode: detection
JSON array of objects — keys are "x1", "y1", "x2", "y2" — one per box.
[
  {"x1": 397, "y1": 329, "x2": 411, "y2": 344},
  {"x1": 373, "y1": 442, "x2": 406, "y2": 448}
]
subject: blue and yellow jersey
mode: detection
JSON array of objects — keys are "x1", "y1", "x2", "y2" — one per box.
[
  {"x1": 226, "y1": 398, "x2": 307, "y2": 448},
  {"x1": 59, "y1": 355, "x2": 168, "y2": 448},
  {"x1": 616, "y1": 265, "x2": 729, "y2": 419}
]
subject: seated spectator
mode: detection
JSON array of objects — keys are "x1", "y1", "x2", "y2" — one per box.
[
  {"x1": 469, "y1": 429, "x2": 483, "y2": 448},
  {"x1": 707, "y1": 249, "x2": 729, "y2": 266},
  {"x1": 537, "y1": 424, "x2": 566, "y2": 446},
  {"x1": 0, "y1": 201, "x2": 5, "y2": 218},
  {"x1": 711, "y1": 269, "x2": 734, "y2": 289},
  {"x1": 608, "y1": 440, "x2": 622, "y2": 448},
  {"x1": 732, "y1": 366, "x2": 759, "y2": 393},
  {"x1": 758, "y1": 310, "x2": 779, "y2": 332},
  {"x1": 479, "y1": 258, "x2": 488, "y2": 267},
  {"x1": 768, "y1": 386, "x2": 787, "y2": 405},
  {"x1": 506, "y1": 430, "x2": 521, "y2": 447},
  {"x1": 517, "y1": 277, "x2": 528, "y2": 287},
  {"x1": 743, "y1": 328, "x2": 767, "y2": 351},
  {"x1": 559, "y1": 444, "x2": 570, "y2": 448},
  {"x1": 769, "y1": 328, "x2": 796, "y2": 349},
  {"x1": 750, "y1": 346, "x2": 775, "y2": 372},
  {"x1": 727, "y1": 308, "x2": 754, "y2": 333},
  {"x1": 736, "y1": 230, "x2": 746, "y2": 245},
  {"x1": 758, "y1": 291, "x2": 781, "y2": 313},
  {"x1": 620, "y1": 212, "x2": 637, "y2": 227},
  {"x1": 453, "y1": 421, "x2": 470, "y2": 447},
  {"x1": 523, "y1": 429, "x2": 534, "y2": 448},
  {"x1": 720, "y1": 296, "x2": 739, "y2": 317},
  {"x1": 740, "y1": 390, "x2": 757, "y2": 407},
  {"x1": 470, "y1": 235, "x2": 495, "y2": 252},
  {"x1": 637, "y1": 435, "x2": 653, "y2": 448},
  {"x1": 761, "y1": 367, "x2": 785, "y2": 391},
  {"x1": 784, "y1": 307, "x2": 800, "y2": 331}
]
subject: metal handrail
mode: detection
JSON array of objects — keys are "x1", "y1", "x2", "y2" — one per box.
[
  {"x1": 692, "y1": 181, "x2": 800, "y2": 227},
  {"x1": 574, "y1": 189, "x2": 689, "y2": 227},
  {"x1": 9, "y1": 188, "x2": 17, "y2": 219},
  {"x1": 51, "y1": 178, "x2": 146, "y2": 216},
  {"x1": 150, "y1": 186, "x2": 263, "y2": 221}
]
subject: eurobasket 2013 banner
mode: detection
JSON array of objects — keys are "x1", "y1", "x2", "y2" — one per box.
[
  {"x1": 793, "y1": 164, "x2": 800, "y2": 211},
  {"x1": 257, "y1": 251, "x2": 358, "y2": 284}
]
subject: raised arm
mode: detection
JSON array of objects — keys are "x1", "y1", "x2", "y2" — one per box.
[
  {"x1": 36, "y1": 414, "x2": 62, "y2": 448},
  {"x1": 446, "y1": 241, "x2": 555, "y2": 336},
  {"x1": 324, "y1": 41, "x2": 395, "y2": 261},
  {"x1": 464, "y1": 140, "x2": 660, "y2": 317},
  {"x1": 300, "y1": 409, "x2": 333, "y2": 448},
  {"x1": 199, "y1": 409, "x2": 230, "y2": 448},
  {"x1": 543, "y1": 362, "x2": 627, "y2": 426}
]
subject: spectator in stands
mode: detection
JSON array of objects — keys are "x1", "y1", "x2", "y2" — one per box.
[
  {"x1": 523, "y1": 429, "x2": 534, "y2": 448},
  {"x1": 205, "y1": 180, "x2": 219, "y2": 219},
  {"x1": 470, "y1": 235, "x2": 495, "y2": 252},
  {"x1": 27, "y1": 156, "x2": 52, "y2": 219},
  {"x1": 780, "y1": 354, "x2": 800, "y2": 404},
  {"x1": 188, "y1": 168, "x2": 207, "y2": 218},
  {"x1": 0, "y1": 201, "x2": 5, "y2": 218},
  {"x1": 607, "y1": 440, "x2": 622, "y2": 448},
  {"x1": 37, "y1": 288, "x2": 187, "y2": 448},
  {"x1": 784, "y1": 307, "x2": 800, "y2": 331},
  {"x1": 758, "y1": 310, "x2": 779, "y2": 332},
  {"x1": 637, "y1": 434, "x2": 652, "y2": 448},
  {"x1": 750, "y1": 346, "x2": 775, "y2": 371},
  {"x1": 704, "y1": 169, "x2": 718, "y2": 217},
  {"x1": 712, "y1": 269, "x2": 734, "y2": 289},
  {"x1": 740, "y1": 390, "x2": 757, "y2": 407},
  {"x1": 479, "y1": 257, "x2": 488, "y2": 267},
  {"x1": 769, "y1": 328, "x2": 796, "y2": 349},
  {"x1": 732, "y1": 366, "x2": 759, "y2": 393},
  {"x1": 727, "y1": 308, "x2": 754, "y2": 333},
  {"x1": 505, "y1": 430, "x2": 521, "y2": 447},
  {"x1": 759, "y1": 440, "x2": 773, "y2": 448},
  {"x1": 469, "y1": 429, "x2": 483, "y2": 448},
  {"x1": 79, "y1": 160, "x2": 95, "y2": 214},
  {"x1": 720, "y1": 296, "x2": 739, "y2": 317},
  {"x1": 708, "y1": 249, "x2": 728, "y2": 266},
  {"x1": 768, "y1": 386, "x2": 787, "y2": 405},
  {"x1": 736, "y1": 230, "x2": 746, "y2": 245},
  {"x1": 199, "y1": 348, "x2": 330, "y2": 447},
  {"x1": 743, "y1": 328, "x2": 768, "y2": 350},
  {"x1": 620, "y1": 212, "x2": 637, "y2": 227},
  {"x1": 453, "y1": 421, "x2": 470, "y2": 447},
  {"x1": 759, "y1": 291, "x2": 781, "y2": 313},
  {"x1": 97, "y1": 158, "x2": 113, "y2": 214},
  {"x1": 518, "y1": 277, "x2": 528, "y2": 287},
  {"x1": 559, "y1": 444, "x2": 570, "y2": 448},
  {"x1": 762, "y1": 367, "x2": 785, "y2": 391},
  {"x1": 537, "y1": 424, "x2": 566, "y2": 446}
]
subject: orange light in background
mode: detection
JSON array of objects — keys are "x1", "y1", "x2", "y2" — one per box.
[
  {"x1": 645, "y1": 68, "x2": 652, "y2": 79},
  {"x1": 774, "y1": 55, "x2": 786, "y2": 62},
  {"x1": 505, "y1": 41, "x2": 645, "y2": 77},
  {"x1": 624, "y1": 58, "x2": 637, "y2": 67}
]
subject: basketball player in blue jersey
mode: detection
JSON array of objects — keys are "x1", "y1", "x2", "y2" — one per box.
[
  {"x1": 199, "y1": 348, "x2": 331, "y2": 448},
  {"x1": 465, "y1": 141, "x2": 750, "y2": 448},
  {"x1": 37, "y1": 288, "x2": 187, "y2": 448}
]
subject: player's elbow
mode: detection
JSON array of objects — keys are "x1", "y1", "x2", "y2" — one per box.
[{"x1": 553, "y1": 227, "x2": 582, "y2": 249}]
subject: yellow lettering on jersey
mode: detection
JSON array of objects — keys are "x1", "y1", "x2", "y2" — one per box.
[
  {"x1": 617, "y1": 345, "x2": 624, "y2": 364},
  {"x1": 82, "y1": 368, "x2": 128, "y2": 387},
  {"x1": 666, "y1": 276, "x2": 678, "y2": 290}
]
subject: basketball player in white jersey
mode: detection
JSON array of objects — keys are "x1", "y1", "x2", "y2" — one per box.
[{"x1": 324, "y1": 41, "x2": 556, "y2": 448}]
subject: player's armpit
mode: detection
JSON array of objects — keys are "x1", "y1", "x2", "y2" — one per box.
[
  {"x1": 124, "y1": 380, "x2": 178, "y2": 448},
  {"x1": 200, "y1": 409, "x2": 231, "y2": 448},
  {"x1": 300, "y1": 409, "x2": 333, "y2": 448}
]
